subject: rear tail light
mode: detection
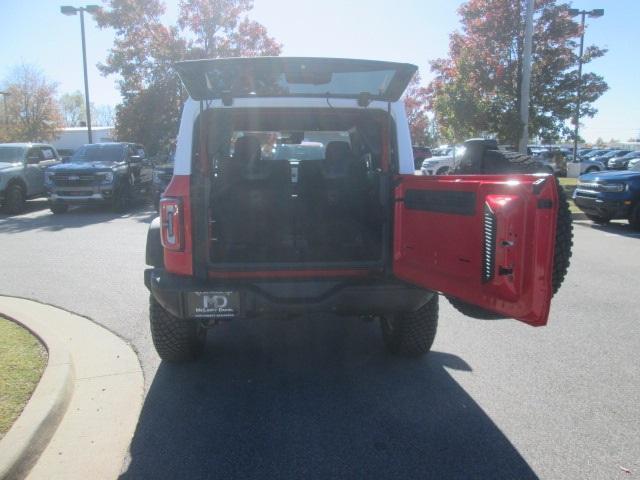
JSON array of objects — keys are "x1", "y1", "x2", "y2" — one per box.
[{"x1": 160, "y1": 197, "x2": 184, "y2": 251}]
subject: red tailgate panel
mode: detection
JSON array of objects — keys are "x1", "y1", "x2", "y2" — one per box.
[{"x1": 393, "y1": 174, "x2": 558, "y2": 326}]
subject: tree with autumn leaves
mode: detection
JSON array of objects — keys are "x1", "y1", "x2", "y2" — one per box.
[
  {"x1": 0, "y1": 65, "x2": 63, "y2": 143},
  {"x1": 403, "y1": 73, "x2": 435, "y2": 147},
  {"x1": 427, "y1": 0, "x2": 608, "y2": 146},
  {"x1": 95, "y1": 0, "x2": 281, "y2": 155}
]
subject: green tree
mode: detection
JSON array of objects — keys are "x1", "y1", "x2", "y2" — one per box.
[
  {"x1": 59, "y1": 91, "x2": 85, "y2": 127},
  {"x1": 427, "y1": 0, "x2": 608, "y2": 146},
  {"x1": 0, "y1": 64, "x2": 62, "y2": 142},
  {"x1": 96, "y1": 0, "x2": 281, "y2": 155},
  {"x1": 59, "y1": 91, "x2": 116, "y2": 127}
]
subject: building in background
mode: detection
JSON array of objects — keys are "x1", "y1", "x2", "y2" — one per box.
[{"x1": 51, "y1": 126, "x2": 115, "y2": 152}]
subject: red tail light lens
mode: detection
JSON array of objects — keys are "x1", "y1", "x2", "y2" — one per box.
[{"x1": 160, "y1": 197, "x2": 184, "y2": 251}]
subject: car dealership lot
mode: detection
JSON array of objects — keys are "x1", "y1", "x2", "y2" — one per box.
[{"x1": 0, "y1": 201, "x2": 639, "y2": 479}]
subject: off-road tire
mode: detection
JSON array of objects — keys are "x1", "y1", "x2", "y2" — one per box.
[
  {"x1": 50, "y1": 203, "x2": 69, "y2": 214},
  {"x1": 585, "y1": 214, "x2": 610, "y2": 225},
  {"x1": 149, "y1": 296, "x2": 207, "y2": 362},
  {"x1": 628, "y1": 204, "x2": 640, "y2": 230},
  {"x1": 446, "y1": 297, "x2": 505, "y2": 320},
  {"x1": 380, "y1": 295, "x2": 438, "y2": 357},
  {"x1": 3, "y1": 183, "x2": 26, "y2": 214},
  {"x1": 436, "y1": 166, "x2": 450, "y2": 175},
  {"x1": 552, "y1": 182, "x2": 573, "y2": 294},
  {"x1": 447, "y1": 180, "x2": 573, "y2": 318}
]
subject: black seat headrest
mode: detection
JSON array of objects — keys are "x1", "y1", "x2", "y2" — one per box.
[
  {"x1": 325, "y1": 141, "x2": 353, "y2": 163},
  {"x1": 233, "y1": 135, "x2": 261, "y2": 167}
]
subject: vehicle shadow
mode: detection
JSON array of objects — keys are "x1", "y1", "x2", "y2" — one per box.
[
  {"x1": 578, "y1": 220, "x2": 640, "y2": 239},
  {"x1": 121, "y1": 314, "x2": 537, "y2": 480},
  {"x1": 0, "y1": 200, "x2": 156, "y2": 233},
  {"x1": 0, "y1": 198, "x2": 51, "y2": 216}
]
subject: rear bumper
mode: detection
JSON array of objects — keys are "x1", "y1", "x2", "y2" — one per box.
[
  {"x1": 573, "y1": 194, "x2": 632, "y2": 219},
  {"x1": 144, "y1": 268, "x2": 433, "y2": 319}
]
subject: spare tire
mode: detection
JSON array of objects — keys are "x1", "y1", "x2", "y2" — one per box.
[{"x1": 447, "y1": 142, "x2": 573, "y2": 319}]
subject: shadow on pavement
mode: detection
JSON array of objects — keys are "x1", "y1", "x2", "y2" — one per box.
[
  {"x1": 576, "y1": 219, "x2": 640, "y2": 239},
  {"x1": 122, "y1": 314, "x2": 537, "y2": 480},
  {"x1": 0, "y1": 200, "x2": 156, "y2": 233}
]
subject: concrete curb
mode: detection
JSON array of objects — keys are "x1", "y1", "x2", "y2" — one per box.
[
  {"x1": 0, "y1": 296, "x2": 144, "y2": 480},
  {"x1": 0, "y1": 312, "x2": 75, "y2": 480}
]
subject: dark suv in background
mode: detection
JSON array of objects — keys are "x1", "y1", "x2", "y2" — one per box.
[
  {"x1": 574, "y1": 161, "x2": 640, "y2": 227},
  {"x1": 46, "y1": 142, "x2": 152, "y2": 213},
  {"x1": 412, "y1": 146, "x2": 432, "y2": 169}
]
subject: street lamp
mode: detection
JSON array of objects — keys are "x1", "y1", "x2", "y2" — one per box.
[
  {"x1": 0, "y1": 91, "x2": 10, "y2": 125},
  {"x1": 569, "y1": 8, "x2": 604, "y2": 162},
  {"x1": 60, "y1": 5, "x2": 100, "y2": 143}
]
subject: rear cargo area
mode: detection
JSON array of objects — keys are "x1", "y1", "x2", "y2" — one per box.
[{"x1": 203, "y1": 108, "x2": 389, "y2": 266}]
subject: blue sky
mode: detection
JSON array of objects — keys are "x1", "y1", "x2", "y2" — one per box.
[{"x1": 1, "y1": 0, "x2": 638, "y2": 143}]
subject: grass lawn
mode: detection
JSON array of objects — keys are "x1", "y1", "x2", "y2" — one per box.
[
  {"x1": 0, "y1": 316, "x2": 47, "y2": 439},
  {"x1": 559, "y1": 177, "x2": 578, "y2": 187}
]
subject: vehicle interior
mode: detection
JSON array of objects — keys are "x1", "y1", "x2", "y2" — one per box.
[{"x1": 198, "y1": 108, "x2": 392, "y2": 267}]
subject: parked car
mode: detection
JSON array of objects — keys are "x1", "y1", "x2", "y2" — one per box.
[
  {"x1": 533, "y1": 149, "x2": 568, "y2": 176},
  {"x1": 568, "y1": 156, "x2": 606, "y2": 175},
  {"x1": 592, "y1": 149, "x2": 631, "y2": 168},
  {"x1": 152, "y1": 154, "x2": 174, "y2": 210},
  {"x1": 143, "y1": 56, "x2": 571, "y2": 362},
  {"x1": 577, "y1": 148, "x2": 595, "y2": 158},
  {"x1": 420, "y1": 145, "x2": 466, "y2": 175},
  {"x1": 573, "y1": 161, "x2": 640, "y2": 227},
  {"x1": 581, "y1": 149, "x2": 610, "y2": 160},
  {"x1": 628, "y1": 157, "x2": 640, "y2": 170},
  {"x1": 412, "y1": 146, "x2": 432, "y2": 169},
  {"x1": 606, "y1": 151, "x2": 640, "y2": 170},
  {"x1": 46, "y1": 142, "x2": 152, "y2": 213},
  {"x1": 0, "y1": 143, "x2": 61, "y2": 214}
]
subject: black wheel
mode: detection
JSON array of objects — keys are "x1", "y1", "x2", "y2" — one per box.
[
  {"x1": 447, "y1": 297, "x2": 505, "y2": 320},
  {"x1": 149, "y1": 296, "x2": 207, "y2": 362},
  {"x1": 112, "y1": 183, "x2": 131, "y2": 212},
  {"x1": 380, "y1": 295, "x2": 438, "y2": 357},
  {"x1": 552, "y1": 181, "x2": 573, "y2": 295},
  {"x1": 628, "y1": 203, "x2": 640, "y2": 230},
  {"x1": 436, "y1": 166, "x2": 450, "y2": 175},
  {"x1": 585, "y1": 167, "x2": 599, "y2": 173},
  {"x1": 3, "y1": 183, "x2": 26, "y2": 214},
  {"x1": 447, "y1": 179, "x2": 573, "y2": 318},
  {"x1": 50, "y1": 203, "x2": 69, "y2": 214},
  {"x1": 586, "y1": 214, "x2": 610, "y2": 225}
]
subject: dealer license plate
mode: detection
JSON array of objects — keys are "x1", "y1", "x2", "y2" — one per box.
[{"x1": 187, "y1": 291, "x2": 238, "y2": 319}]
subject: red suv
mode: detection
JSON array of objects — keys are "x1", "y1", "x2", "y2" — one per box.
[{"x1": 144, "y1": 57, "x2": 571, "y2": 362}]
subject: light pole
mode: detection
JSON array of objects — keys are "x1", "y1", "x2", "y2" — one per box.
[
  {"x1": 60, "y1": 5, "x2": 100, "y2": 143},
  {"x1": 569, "y1": 8, "x2": 604, "y2": 162},
  {"x1": 518, "y1": 0, "x2": 535, "y2": 154},
  {"x1": 0, "y1": 91, "x2": 9, "y2": 125}
]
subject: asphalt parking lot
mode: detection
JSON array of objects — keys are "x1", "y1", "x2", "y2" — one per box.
[{"x1": 1, "y1": 199, "x2": 639, "y2": 479}]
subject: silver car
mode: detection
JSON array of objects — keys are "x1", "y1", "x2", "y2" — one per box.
[
  {"x1": 574, "y1": 157, "x2": 606, "y2": 174},
  {"x1": 0, "y1": 143, "x2": 61, "y2": 213}
]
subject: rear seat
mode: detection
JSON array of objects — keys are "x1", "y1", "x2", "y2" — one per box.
[{"x1": 214, "y1": 136, "x2": 295, "y2": 259}]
